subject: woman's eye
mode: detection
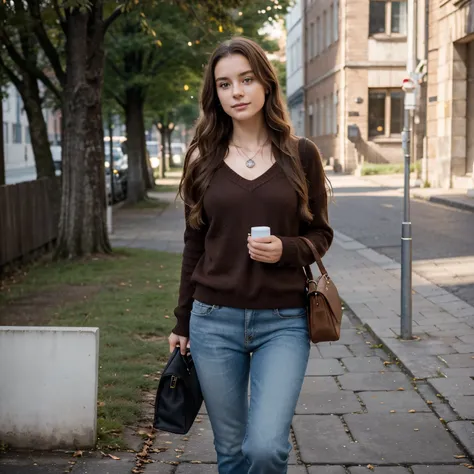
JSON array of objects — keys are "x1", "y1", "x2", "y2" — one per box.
[
  {"x1": 219, "y1": 82, "x2": 230, "y2": 89},
  {"x1": 243, "y1": 77, "x2": 253, "y2": 84}
]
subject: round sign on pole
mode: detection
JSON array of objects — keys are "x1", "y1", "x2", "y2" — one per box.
[{"x1": 402, "y1": 78, "x2": 416, "y2": 92}]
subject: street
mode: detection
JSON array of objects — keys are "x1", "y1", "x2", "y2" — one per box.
[{"x1": 328, "y1": 173, "x2": 474, "y2": 307}]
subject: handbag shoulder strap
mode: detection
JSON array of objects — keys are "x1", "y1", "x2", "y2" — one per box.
[{"x1": 300, "y1": 236, "x2": 328, "y2": 277}]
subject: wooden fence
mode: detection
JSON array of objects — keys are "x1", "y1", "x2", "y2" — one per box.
[{"x1": 0, "y1": 178, "x2": 59, "y2": 269}]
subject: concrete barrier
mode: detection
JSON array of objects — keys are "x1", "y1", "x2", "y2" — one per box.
[{"x1": 0, "y1": 326, "x2": 99, "y2": 449}]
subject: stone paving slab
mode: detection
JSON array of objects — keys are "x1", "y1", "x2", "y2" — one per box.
[
  {"x1": 440, "y1": 354, "x2": 474, "y2": 368},
  {"x1": 318, "y1": 344, "x2": 353, "y2": 359},
  {"x1": 358, "y1": 390, "x2": 431, "y2": 414},
  {"x1": 450, "y1": 397, "x2": 474, "y2": 419},
  {"x1": 305, "y1": 358, "x2": 345, "y2": 376},
  {"x1": 71, "y1": 453, "x2": 141, "y2": 473},
  {"x1": 307, "y1": 467, "x2": 347, "y2": 474},
  {"x1": 300, "y1": 376, "x2": 340, "y2": 393},
  {"x1": 429, "y1": 377, "x2": 474, "y2": 398},
  {"x1": 349, "y1": 468, "x2": 410, "y2": 474},
  {"x1": 296, "y1": 390, "x2": 362, "y2": 415},
  {"x1": 338, "y1": 372, "x2": 413, "y2": 392},
  {"x1": 411, "y1": 466, "x2": 473, "y2": 473},
  {"x1": 448, "y1": 421, "x2": 474, "y2": 458},
  {"x1": 293, "y1": 412, "x2": 462, "y2": 464},
  {"x1": 342, "y1": 356, "x2": 397, "y2": 373},
  {"x1": 0, "y1": 453, "x2": 73, "y2": 474}
]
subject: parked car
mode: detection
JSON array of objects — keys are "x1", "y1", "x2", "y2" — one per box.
[
  {"x1": 146, "y1": 141, "x2": 161, "y2": 169},
  {"x1": 169, "y1": 142, "x2": 186, "y2": 167}
]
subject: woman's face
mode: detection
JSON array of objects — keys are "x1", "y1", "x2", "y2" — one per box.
[{"x1": 214, "y1": 54, "x2": 267, "y2": 122}]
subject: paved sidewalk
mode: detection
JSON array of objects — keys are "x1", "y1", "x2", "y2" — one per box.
[
  {"x1": 2, "y1": 189, "x2": 473, "y2": 473},
  {"x1": 360, "y1": 173, "x2": 474, "y2": 212}
]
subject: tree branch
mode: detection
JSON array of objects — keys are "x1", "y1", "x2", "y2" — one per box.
[
  {"x1": 105, "y1": 85, "x2": 126, "y2": 110},
  {"x1": 104, "y1": 5, "x2": 124, "y2": 33},
  {"x1": 52, "y1": 0, "x2": 67, "y2": 36},
  {"x1": 106, "y1": 55, "x2": 128, "y2": 81},
  {"x1": 26, "y1": 0, "x2": 66, "y2": 87},
  {"x1": 0, "y1": 55, "x2": 23, "y2": 93},
  {"x1": 0, "y1": 28, "x2": 62, "y2": 102}
]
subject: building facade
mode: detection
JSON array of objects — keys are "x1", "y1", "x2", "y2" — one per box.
[
  {"x1": 304, "y1": 0, "x2": 410, "y2": 170},
  {"x1": 2, "y1": 83, "x2": 61, "y2": 171},
  {"x1": 286, "y1": 0, "x2": 305, "y2": 136},
  {"x1": 425, "y1": 0, "x2": 474, "y2": 190}
]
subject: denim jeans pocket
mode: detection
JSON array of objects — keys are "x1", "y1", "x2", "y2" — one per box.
[
  {"x1": 191, "y1": 300, "x2": 219, "y2": 316},
  {"x1": 274, "y1": 307, "x2": 307, "y2": 319}
]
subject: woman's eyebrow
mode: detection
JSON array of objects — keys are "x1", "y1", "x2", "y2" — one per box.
[{"x1": 215, "y1": 70, "x2": 254, "y2": 82}]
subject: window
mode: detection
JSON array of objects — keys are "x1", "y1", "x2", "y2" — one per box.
[
  {"x1": 323, "y1": 10, "x2": 328, "y2": 49},
  {"x1": 369, "y1": 1, "x2": 407, "y2": 36},
  {"x1": 368, "y1": 89, "x2": 404, "y2": 137},
  {"x1": 3, "y1": 122, "x2": 8, "y2": 144},
  {"x1": 329, "y1": 5, "x2": 334, "y2": 43},
  {"x1": 325, "y1": 96, "x2": 332, "y2": 134},
  {"x1": 333, "y1": 1, "x2": 339, "y2": 41},
  {"x1": 316, "y1": 17, "x2": 321, "y2": 55},
  {"x1": 309, "y1": 23, "x2": 315, "y2": 59},
  {"x1": 315, "y1": 100, "x2": 320, "y2": 136},
  {"x1": 390, "y1": 91, "x2": 404, "y2": 134},
  {"x1": 332, "y1": 92, "x2": 338, "y2": 134},
  {"x1": 12, "y1": 123, "x2": 22, "y2": 144},
  {"x1": 391, "y1": 2, "x2": 407, "y2": 34},
  {"x1": 319, "y1": 98, "x2": 326, "y2": 135},
  {"x1": 308, "y1": 105, "x2": 314, "y2": 137}
]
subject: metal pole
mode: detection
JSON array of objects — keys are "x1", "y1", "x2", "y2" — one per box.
[
  {"x1": 107, "y1": 114, "x2": 114, "y2": 235},
  {"x1": 401, "y1": 109, "x2": 412, "y2": 339},
  {"x1": 401, "y1": 0, "x2": 416, "y2": 340}
]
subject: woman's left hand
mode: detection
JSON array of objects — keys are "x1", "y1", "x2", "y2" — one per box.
[{"x1": 247, "y1": 235, "x2": 283, "y2": 263}]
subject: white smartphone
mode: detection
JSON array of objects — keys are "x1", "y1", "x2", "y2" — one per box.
[{"x1": 251, "y1": 226, "x2": 271, "y2": 238}]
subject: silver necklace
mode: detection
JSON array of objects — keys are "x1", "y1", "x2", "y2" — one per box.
[{"x1": 231, "y1": 139, "x2": 269, "y2": 168}]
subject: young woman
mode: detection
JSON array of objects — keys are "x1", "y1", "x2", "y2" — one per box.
[{"x1": 168, "y1": 37, "x2": 333, "y2": 474}]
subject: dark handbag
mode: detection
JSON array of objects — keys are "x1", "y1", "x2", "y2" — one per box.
[
  {"x1": 153, "y1": 347, "x2": 203, "y2": 434},
  {"x1": 300, "y1": 236, "x2": 343, "y2": 343}
]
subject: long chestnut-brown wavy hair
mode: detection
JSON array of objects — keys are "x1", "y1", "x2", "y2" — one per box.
[{"x1": 179, "y1": 36, "x2": 314, "y2": 229}]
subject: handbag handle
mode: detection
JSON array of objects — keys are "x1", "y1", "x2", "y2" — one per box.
[{"x1": 300, "y1": 236, "x2": 328, "y2": 280}]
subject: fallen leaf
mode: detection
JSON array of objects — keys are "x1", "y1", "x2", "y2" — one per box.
[
  {"x1": 191, "y1": 461, "x2": 202, "y2": 464},
  {"x1": 107, "y1": 454, "x2": 120, "y2": 460},
  {"x1": 409, "y1": 409, "x2": 416, "y2": 413},
  {"x1": 414, "y1": 428, "x2": 419, "y2": 431},
  {"x1": 454, "y1": 455, "x2": 467, "y2": 459},
  {"x1": 426, "y1": 400, "x2": 433, "y2": 405},
  {"x1": 397, "y1": 387, "x2": 405, "y2": 391},
  {"x1": 383, "y1": 361, "x2": 392, "y2": 366},
  {"x1": 73, "y1": 451, "x2": 83, "y2": 457},
  {"x1": 390, "y1": 410, "x2": 396, "y2": 413},
  {"x1": 367, "y1": 465, "x2": 375, "y2": 471}
]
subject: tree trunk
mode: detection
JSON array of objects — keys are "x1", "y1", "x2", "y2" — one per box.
[
  {"x1": 138, "y1": 106, "x2": 153, "y2": 190},
  {"x1": 0, "y1": 92, "x2": 5, "y2": 186},
  {"x1": 22, "y1": 75, "x2": 55, "y2": 180},
  {"x1": 55, "y1": 2, "x2": 111, "y2": 258},
  {"x1": 125, "y1": 87, "x2": 146, "y2": 204},
  {"x1": 159, "y1": 128, "x2": 167, "y2": 179},
  {"x1": 167, "y1": 128, "x2": 174, "y2": 170}
]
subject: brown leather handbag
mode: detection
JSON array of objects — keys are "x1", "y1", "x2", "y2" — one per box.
[{"x1": 300, "y1": 237, "x2": 343, "y2": 343}]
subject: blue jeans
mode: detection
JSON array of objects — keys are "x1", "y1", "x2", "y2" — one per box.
[{"x1": 190, "y1": 300, "x2": 310, "y2": 474}]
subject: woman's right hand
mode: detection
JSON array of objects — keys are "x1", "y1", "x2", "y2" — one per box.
[{"x1": 168, "y1": 332, "x2": 189, "y2": 355}]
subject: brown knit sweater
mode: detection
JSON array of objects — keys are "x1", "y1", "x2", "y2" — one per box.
[{"x1": 173, "y1": 137, "x2": 333, "y2": 337}]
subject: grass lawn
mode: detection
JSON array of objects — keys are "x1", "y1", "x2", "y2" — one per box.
[
  {"x1": 361, "y1": 162, "x2": 421, "y2": 176},
  {"x1": 0, "y1": 249, "x2": 181, "y2": 450},
  {"x1": 153, "y1": 184, "x2": 180, "y2": 194}
]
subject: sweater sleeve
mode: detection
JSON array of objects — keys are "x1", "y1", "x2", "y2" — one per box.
[
  {"x1": 172, "y1": 204, "x2": 208, "y2": 337},
  {"x1": 277, "y1": 138, "x2": 334, "y2": 267}
]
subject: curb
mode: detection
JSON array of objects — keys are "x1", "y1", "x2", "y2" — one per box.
[{"x1": 412, "y1": 192, "x2": 474, "y2": 213}]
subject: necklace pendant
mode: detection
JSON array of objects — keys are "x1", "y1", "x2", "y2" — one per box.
[{"x1": 246, "y1": 159, "x2": 256, "y2": 168}]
